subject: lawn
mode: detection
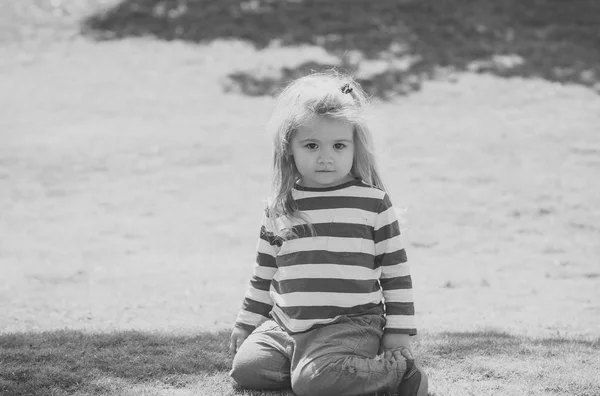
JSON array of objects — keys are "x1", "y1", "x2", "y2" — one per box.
[
  {"x1": 1, "y1": 1, "x2": 599, "y2": 395},
  {"x1": 2, "y1": 329, "x2": 598, "y2": 396}
]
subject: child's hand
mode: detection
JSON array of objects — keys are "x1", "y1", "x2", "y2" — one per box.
[
  {"x1": 380, "y1": 333, "x2": 414, "y2": 361},
  {"x1": 229, "y1": 327, "x2": 251, "y2": 355},
  {"x1": 391, "y1": 346, "x2": 414, "y2": 362}
]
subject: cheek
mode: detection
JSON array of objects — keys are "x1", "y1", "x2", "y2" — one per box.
[
  {"x1": 291, "y1": 151, "x2": 308, "y2": 167},
  {"x1": 301, "y1": 155, "x2": 316, "y2": 169},
  {"x1": 344, "y1": 150, "x2": 355, "y2": 163}
]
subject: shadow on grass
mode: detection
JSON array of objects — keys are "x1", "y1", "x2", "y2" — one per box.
[
  {"x1": 1, "y1": 328, "x2": 598, "y2": 396},
  {"x1": 81, "y1": 0, "x2": 600, "y2": 98}
]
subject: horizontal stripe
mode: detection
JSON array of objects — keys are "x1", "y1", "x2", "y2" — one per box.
[
  {"x1": 385, "y1": 314, "x2": 417, "y2": 333},
  {"x1": 376, "y1": 249, "x2": 408, "y2": 267},
  {"x1": 382, "y1": 288, "x2": 414, "y2": 302},
  {"x1": 272, "y1": 278, "x2": 380, "y2": 294},
  {"x1": 280, "y1": 236, "x2": 327, "y2": 253},
  {"x1": 385, "y1": 327, "x2": 417, "y2": 335},
  {"x1": 385, "y1": 302, "x2": 415, "y2": 316},
  {"x1": 236, "y1": 310, "x2": 270, "y2": 328},
  {"x1": 381, "y1": 262, "x2": 412, "y2": 278},
  {"x1": 374, "y1": 205, "x2": 397, "y2": 229},
  {"x1": 256, "y1": 252, "x2": 277, "y2": 268},
  {"x1": 278, "y1": 250, "x2": 376, "y2": 269},
  {"x1": 293, "y1": 184, "x2": 385, "y2": 200},
  {"x1": 257, "y1": 238, "x2": 280, "y2": 257},
  {"x1": 291, "y1": 222, "x2": 373, "y2": 239},
  {"x1": 375, "y1": 234, "x2": 404, "y2": 255},
  {"x1": 274, "y1": 264, "x2": 381, "y2": 281},
  {"x1": 241, "y1": 298, "x2": 273, "y2": 317},
  {"x1": 295, "y1": 196, "x2": 382, "y2": 212},
  {"x1": 282, "y1": 236, "x2": 369, "y2": 255},
  {"x1": 253, "y1": 266, "x2": 277, "y2": 279},
  {"x1": 294, "y1": 178, "x2": 364, "y2": 192},
  {"x1": 249, "y1": 276, "x2": 272, "y2": 292},
  {"x1": 374, "y1": 221, "x2": 400, "y2": 244},
  {"x1": 380, "y1": 275, "x2": 412, "y2": 290},
  {"x1": 244, "y1": 288, "x2": 272, "y2": 305},
  {"x1": 380, "y1": 193, "x2": 393, "y2": 209},
  {"x1": 271, "y1": 290, "x2": 382, "y2": 308},
  {"x1": 289, "y1": 207, "x2": 377, "y2": 226},
  {"x1": 277, "y1": 302, "x2": 382, "y2": 320}
]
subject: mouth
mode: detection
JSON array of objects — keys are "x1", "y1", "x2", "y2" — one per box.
[{"x1": 316, "y1": 170, "x2": 334, "y2": 173}]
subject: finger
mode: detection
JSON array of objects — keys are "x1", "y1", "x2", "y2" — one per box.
[
  {"x1": 229, "y1": 338, "x2": 237, "y2": 355},
  {"x1": 401, "y1": 347, "x2": 413, "y2": 360},
  {"x1": 391, "y1": 349, "x2": 404, "y2": 361},
  {"x1": 235, "y1": 337, "x2": 245, "y2": 352}
]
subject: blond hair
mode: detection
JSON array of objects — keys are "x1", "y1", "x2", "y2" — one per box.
[{"x1": 265, "y1": 70, "x2": 386, "y2": 237}]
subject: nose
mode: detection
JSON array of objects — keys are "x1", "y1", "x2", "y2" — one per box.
[{"x1": 317, "y1": 146, "x2": 335, "y2": 165}]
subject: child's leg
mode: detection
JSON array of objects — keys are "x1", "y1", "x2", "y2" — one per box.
[
  {"x1": 230, "y1": 320, "x2": 293, "y2": 390},
  {"x1": 290, "y1": 314, "x2": 406, "y2": 396}
]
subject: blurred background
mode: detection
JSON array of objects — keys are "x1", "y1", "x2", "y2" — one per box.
[{"x1": 1, "y1": 0, "x2": 599, "y2": 339}]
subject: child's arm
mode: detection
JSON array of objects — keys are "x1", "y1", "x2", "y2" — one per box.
[
  {"x1": 232, "y1": 213, "x2": 281, "y2": 344},
  {"x1": 375, "y1": 194, "x2": 417, "y2": 350}
]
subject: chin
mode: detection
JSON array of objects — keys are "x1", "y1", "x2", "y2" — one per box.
[{"x1": 319, "y1": 178, "x2": 345, "y2": 186}]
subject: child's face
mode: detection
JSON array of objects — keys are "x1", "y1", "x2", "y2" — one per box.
[{"x1": 290, "y1": 116, "x2": 355, "y2": 188}]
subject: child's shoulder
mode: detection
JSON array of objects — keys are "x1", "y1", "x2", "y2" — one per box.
[{"x1": 353, "y1": 180, "x2": 387, "y2": 199}]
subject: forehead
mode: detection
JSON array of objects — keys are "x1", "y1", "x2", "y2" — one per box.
[{"x1": 294, "y1": 117, "x2": 354, "y2": 141}]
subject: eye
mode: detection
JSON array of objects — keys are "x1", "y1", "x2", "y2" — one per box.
[
  {"x1": 305, "y1": 143, "x2": 318, "y2": 149},
  {"x1": 333, "y1": 143, "x2": 346, "y2": 149}
]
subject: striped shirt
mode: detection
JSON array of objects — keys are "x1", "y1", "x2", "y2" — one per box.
[{"x1": 235, "y1": 178, "x2": 416, "y2": 335}]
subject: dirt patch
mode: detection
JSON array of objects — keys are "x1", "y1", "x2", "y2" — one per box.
[{"x1": 1, "y1": 10, "x2": 599, "y2": 339}]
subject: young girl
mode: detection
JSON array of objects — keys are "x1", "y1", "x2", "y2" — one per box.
[{"x1": 229, "y1": 72, "x2": 428, "y2": 396}]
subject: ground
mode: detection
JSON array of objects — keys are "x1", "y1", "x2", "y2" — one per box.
[
  {"x1": 0, "y1": 2, "x2": 599, "y2": 395},
  {"x1": 2, "y1": 34, "x2": 598, "y2": 339}
]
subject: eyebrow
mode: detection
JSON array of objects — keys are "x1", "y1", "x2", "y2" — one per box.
[{"x1": 299, "y1": 138, "x2": 353, "y2": 143}]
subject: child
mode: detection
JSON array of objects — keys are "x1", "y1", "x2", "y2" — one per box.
[{"x1": 229, "y1": 71, "x2": 428, "y2": 396}]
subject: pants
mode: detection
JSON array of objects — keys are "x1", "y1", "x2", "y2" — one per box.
[{"x1": 230, "y1": 313, "x2": 407, "y2": 396}]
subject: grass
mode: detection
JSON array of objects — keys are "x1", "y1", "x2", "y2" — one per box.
[
  {"x1": 0, "y1": 330, "x2": 231, "y2": 395},
  {"x1": 1, "y1": 330, "x2": 598, "y2": 396},
  {"x1": 1, "y1": 1, "x2": 600, "y2": 395}
]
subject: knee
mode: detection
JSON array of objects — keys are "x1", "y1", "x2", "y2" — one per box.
[
  {"x1": 230, "y1": 351, "x2": 290, "y2": 390},
  {"x1": 292, "y1": 359, "x2": 343, "y2": 396},
  {"x1": 230, "y1": 353, "x2": 257, "y2": 388}
]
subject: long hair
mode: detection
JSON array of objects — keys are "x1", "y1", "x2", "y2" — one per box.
[{"x1": 265, "y1": 70, "x2": 386, "y2": 238}]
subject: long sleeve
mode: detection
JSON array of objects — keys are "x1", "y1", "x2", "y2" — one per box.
[
  {"x1": 375, "y1": 194, "x2": 417, "y2": 335},
  {"x1": 234, "y1": 214, "x2": 280, "y2": 332}
]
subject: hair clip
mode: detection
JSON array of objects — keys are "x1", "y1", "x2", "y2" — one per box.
[{"x1": 340, "y1": 83, "x2": 353, "y2": 94}]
